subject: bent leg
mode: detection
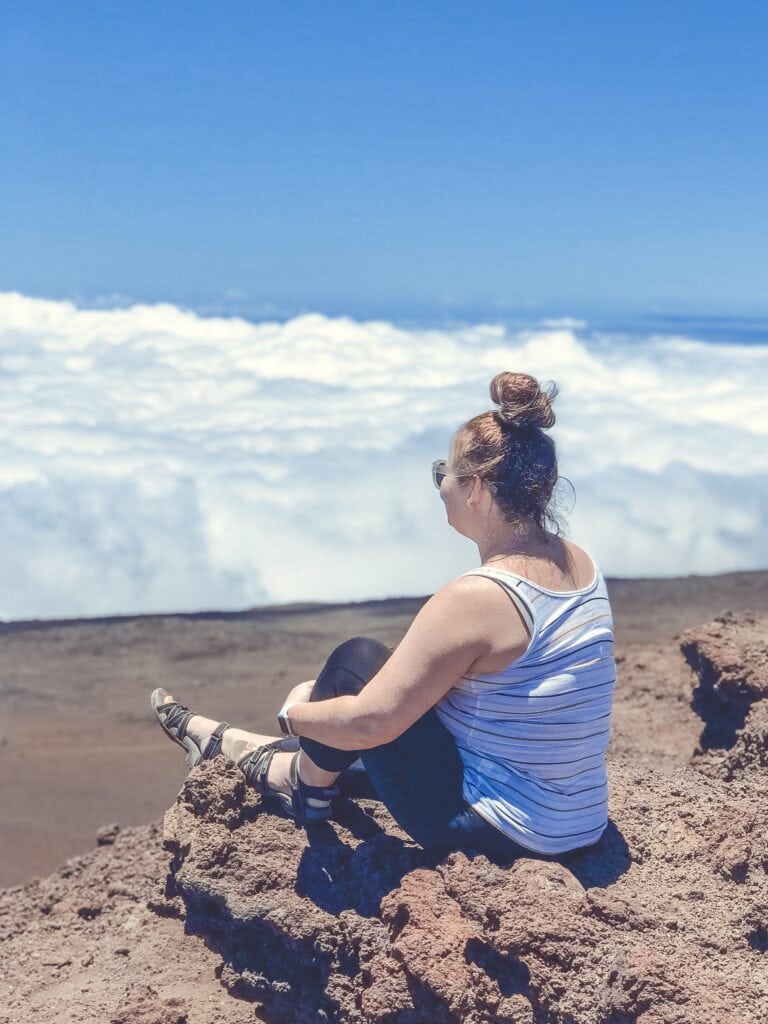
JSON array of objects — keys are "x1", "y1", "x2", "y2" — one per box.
[
  {"x1": 299, "y1": 636, "x2": 391, "y2": 773},
  {"x1": 299, "y1": 636, "x2": 469, "y2": 850},
  {"x1": 361, "y1": 708, "x2": 467, "y2": 851},
  {"x1": 296, "y1": 636, "x2": 535, "y2": 859}
]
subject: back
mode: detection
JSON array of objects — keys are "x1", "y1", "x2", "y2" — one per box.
[{"x1": 434, "y1": 561, "x2": 616, "y2": 855}]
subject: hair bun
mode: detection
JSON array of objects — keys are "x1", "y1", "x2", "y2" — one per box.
[{"x1": 489, "y1": 372, "x2": 557, "y2": 429}]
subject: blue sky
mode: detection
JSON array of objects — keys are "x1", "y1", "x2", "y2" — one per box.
[{"x1": 2, "y1": 1, "x2": 768, "y2": 321}]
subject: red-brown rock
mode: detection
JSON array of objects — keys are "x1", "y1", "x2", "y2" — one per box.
[
  {"x1": 2, "y1": 608, "x2": 768, "y2": 1024},
  {"x1": 156, "y1": 751, "x2": 767, "y2": 1024},
  {"x1": 683, "y1": 611, "x2": 768, "y2": 780}
]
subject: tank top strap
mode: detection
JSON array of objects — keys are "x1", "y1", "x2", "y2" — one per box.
[{"x1": 459, "y1": 566, "x2": 537, "y2": 638}]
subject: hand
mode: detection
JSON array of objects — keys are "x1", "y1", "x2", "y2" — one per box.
[{"x1": 282, "y1": 678, "x2": 315, "y2": 708}]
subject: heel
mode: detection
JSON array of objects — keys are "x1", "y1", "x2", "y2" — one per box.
[
  {"x1": 237, "y1": 744, "x2": 339, "y2": 823},
  {"x1": 289, "y1": 753, "x2": 339, "y2": 821}
]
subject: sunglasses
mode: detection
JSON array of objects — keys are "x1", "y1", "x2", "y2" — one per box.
[{"x1": 432, "y1": 459, "x2": 466, "y2": 489}]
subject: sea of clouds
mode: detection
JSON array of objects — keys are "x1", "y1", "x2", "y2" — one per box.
[{"x1": 1, "y1": 292, "x2": 766, "y2": 620}]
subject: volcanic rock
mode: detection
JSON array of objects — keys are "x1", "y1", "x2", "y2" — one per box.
[
  {"x1": 160, "y1": 752, "x2": 767, "y2": 1023},
  {"x1": 0, "y1": 822, "x2": 257, "y2": 1024},
  {"x1": 3, "y1": 606, "x2": 768, "y2": 1024},
  {"x1": 683, "y1": 611, "x2": 768, "y2": 780}
]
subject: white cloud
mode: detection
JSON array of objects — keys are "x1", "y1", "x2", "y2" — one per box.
[{"x1": 0, "y1": 291, "x2": 765, "y2": 619}]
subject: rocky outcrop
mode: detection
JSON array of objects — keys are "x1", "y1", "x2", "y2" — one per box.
[
  {"x1": 161, "y1": 753, "x2": 767, "y2": 1024},
  {"x1": 683, "y1": 611, "x2": 768, "y2": 780},
  {"x1": 3, "y1": 610, "x2": 768, "y2": 1024},
  {"x1": 0, "y1": 822, "x2": 259, "y2": 1024}
]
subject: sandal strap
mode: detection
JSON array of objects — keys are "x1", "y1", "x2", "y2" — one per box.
[
  {"x1": 201, "y1": 721, "x2": 230, "y2": 760},
  {"x1": 237, "y1": 745, "x2": 339, "y2": 823},
  {"x1": 158, "y1": 701, "x2": 194, "y2": 737},
  {"x1": 288, "y1": 752, "x2": 340, "y2": 823},
  {"x1": 289, "y1": 753, "x2": 340, "y2": 801},
  {"x1": 237, "y1": 740, "x2": 285, "y2": 795}
]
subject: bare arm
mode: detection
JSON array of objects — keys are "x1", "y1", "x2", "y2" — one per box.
[
  {"x1": 283, "y1": 679, "x2": 315, "y2": 706},
  {"x1": 287, "y1": 576, "x2": 528, "y2": 749}
]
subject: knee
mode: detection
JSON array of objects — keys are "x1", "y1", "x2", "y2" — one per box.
[
  {"x1": 331, "y1": 636, "x2": 390, "y2": 666},
  {"x1": 313, "y1": 636, "x2": 391, "y2": 698}
]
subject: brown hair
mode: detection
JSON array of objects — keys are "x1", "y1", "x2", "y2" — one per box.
[{"x1": 453, "y1": 372, "x2": 561, "y2": 533}]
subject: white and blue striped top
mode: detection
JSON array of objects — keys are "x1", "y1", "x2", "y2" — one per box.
[{"x1": 435, "y1": 559, "x2": 616, "y2": 855}]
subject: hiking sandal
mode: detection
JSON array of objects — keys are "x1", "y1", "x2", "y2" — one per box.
[
  {"x1": 150, "y1": 687, "x2": 231, "y2": 768},
  {"x1": 236, "y1": 740, "x2": 340, "y2": 822}
]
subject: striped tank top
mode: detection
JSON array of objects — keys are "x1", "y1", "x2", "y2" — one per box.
[{"x1": 435, "y1": 558, "x2": 616, "y2": 855}]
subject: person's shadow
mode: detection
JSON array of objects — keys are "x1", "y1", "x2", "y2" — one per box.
[
  {"x1": 295, "y1": 798, "x2": 428, "y2": 917},
  {"x1": 295, "y1": 796, "x2": 631, "y2": 917},
  {"x1": 179, "y1": 796, "x2": 631, "y2": 1024},
  {"x1": 558, "y1": 819, "x2": 631, "y2": 888}
]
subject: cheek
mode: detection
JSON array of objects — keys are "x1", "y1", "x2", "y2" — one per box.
[{"x1": 441, "y1": 481, "x2": 463, "y2": 513}]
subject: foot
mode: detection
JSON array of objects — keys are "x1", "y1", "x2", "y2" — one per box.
[
  {"x1": 226, "y1": 730, "x2": 329, "y2": 809},
  {"x1": 159, "y1": 693, "x2": 221, "y2": 758},
  {"x1": 150, "y1": 687, "x2": 230, "y2": 767},
  {"x1": 153, "y1": 691, "x2": 334, "y2": 811},
  {"x1": 152, "y1": 693, "x2": 271, "y2": 764}
]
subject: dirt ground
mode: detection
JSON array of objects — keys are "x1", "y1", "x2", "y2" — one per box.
[{"x1": 1, "y1": 569, "x2": 767, "y2": 888}]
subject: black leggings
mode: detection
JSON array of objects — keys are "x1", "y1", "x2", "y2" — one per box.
[{"x1": 300, "y1": 636, "x2": 556, "y2": 862}]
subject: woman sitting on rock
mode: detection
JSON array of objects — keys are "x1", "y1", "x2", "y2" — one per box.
[{"x1": 152, "y1": 372, "x2": 616, "y2": 862}]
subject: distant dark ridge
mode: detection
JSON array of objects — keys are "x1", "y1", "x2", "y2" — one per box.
[
  {"x1": 0, "y1": 595, "x2": 430, "y2": 635},
  {"x1": 1, "y1": 567, "x2": 767, "y2": 636}
]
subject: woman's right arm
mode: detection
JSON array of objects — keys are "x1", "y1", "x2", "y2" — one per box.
[{"x1": 286, "y1": 576, "x2": 505, "y2": 749}]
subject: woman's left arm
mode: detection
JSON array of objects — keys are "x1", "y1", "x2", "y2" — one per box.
[{"x1": 287, "y1": 577, "x2": 495, "y2": 750}]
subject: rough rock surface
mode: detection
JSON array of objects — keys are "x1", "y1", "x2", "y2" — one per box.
[
  {"x1": 683, "y1": 611, "x2": 768, "y2": 781},
  {"x1": 160, "y1": 755, "x2": 767, "y2": 1024},
  {"x1": 2, "y1": 608, "x2": 768, "y2": 1023},
  {"x1": 0, "y1": 822, "x2": 257, "y2": 1024}
]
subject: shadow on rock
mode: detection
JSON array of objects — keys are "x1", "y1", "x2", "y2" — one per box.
[
  {"x1": 296, "y1": 801, "x2": 428, "y2": 917},
  {"x1": 558, "y1": 820, "x2": 631, "y2": 889},
  {"x1": 296, "y1": 800, "x2": 630, "y2": 918},
  {"x1": 158, "y1": 618, "x2": 768, "y2": 1024},
  {"x1": 184, "y1": 891, "x2": 371, "y2": 1024},
  {"x1": 689, "y1": 676, "x2": 750, "y2": 750},
  {"x1": 682, "y1": 611, "x2": 768, "y2": 778}
]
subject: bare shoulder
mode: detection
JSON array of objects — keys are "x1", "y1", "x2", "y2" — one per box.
[
  {"x1": 560, "y1": 539, "x2": 598, "y2": 587},
  {"x1": 420, "y1": 574, "x2": 529, "y2": 646},
  {"x1": 441, "y1": 574, "x2": 533, "y2": 673},
  {"x1": 394, "y1": 576, "x2": 500, "y2": 656},
  {"x1": 431, "y1": 572, "x2": 526, "y2": 606},
  {"x1": 415, "y1": 574, "x2": 499, "y2": 628}
]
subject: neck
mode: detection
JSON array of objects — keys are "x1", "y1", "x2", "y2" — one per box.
[{"x1": 476, "y1": 522, "x2": 548, "y2": 564}]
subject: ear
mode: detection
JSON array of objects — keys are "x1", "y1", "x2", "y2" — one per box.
[
  {"x1": 467, "y1": 475, "x2": 496, "y2": 509},
  {"x1": 465, "y1": 475, "x2": 481, "y2": 507}
]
